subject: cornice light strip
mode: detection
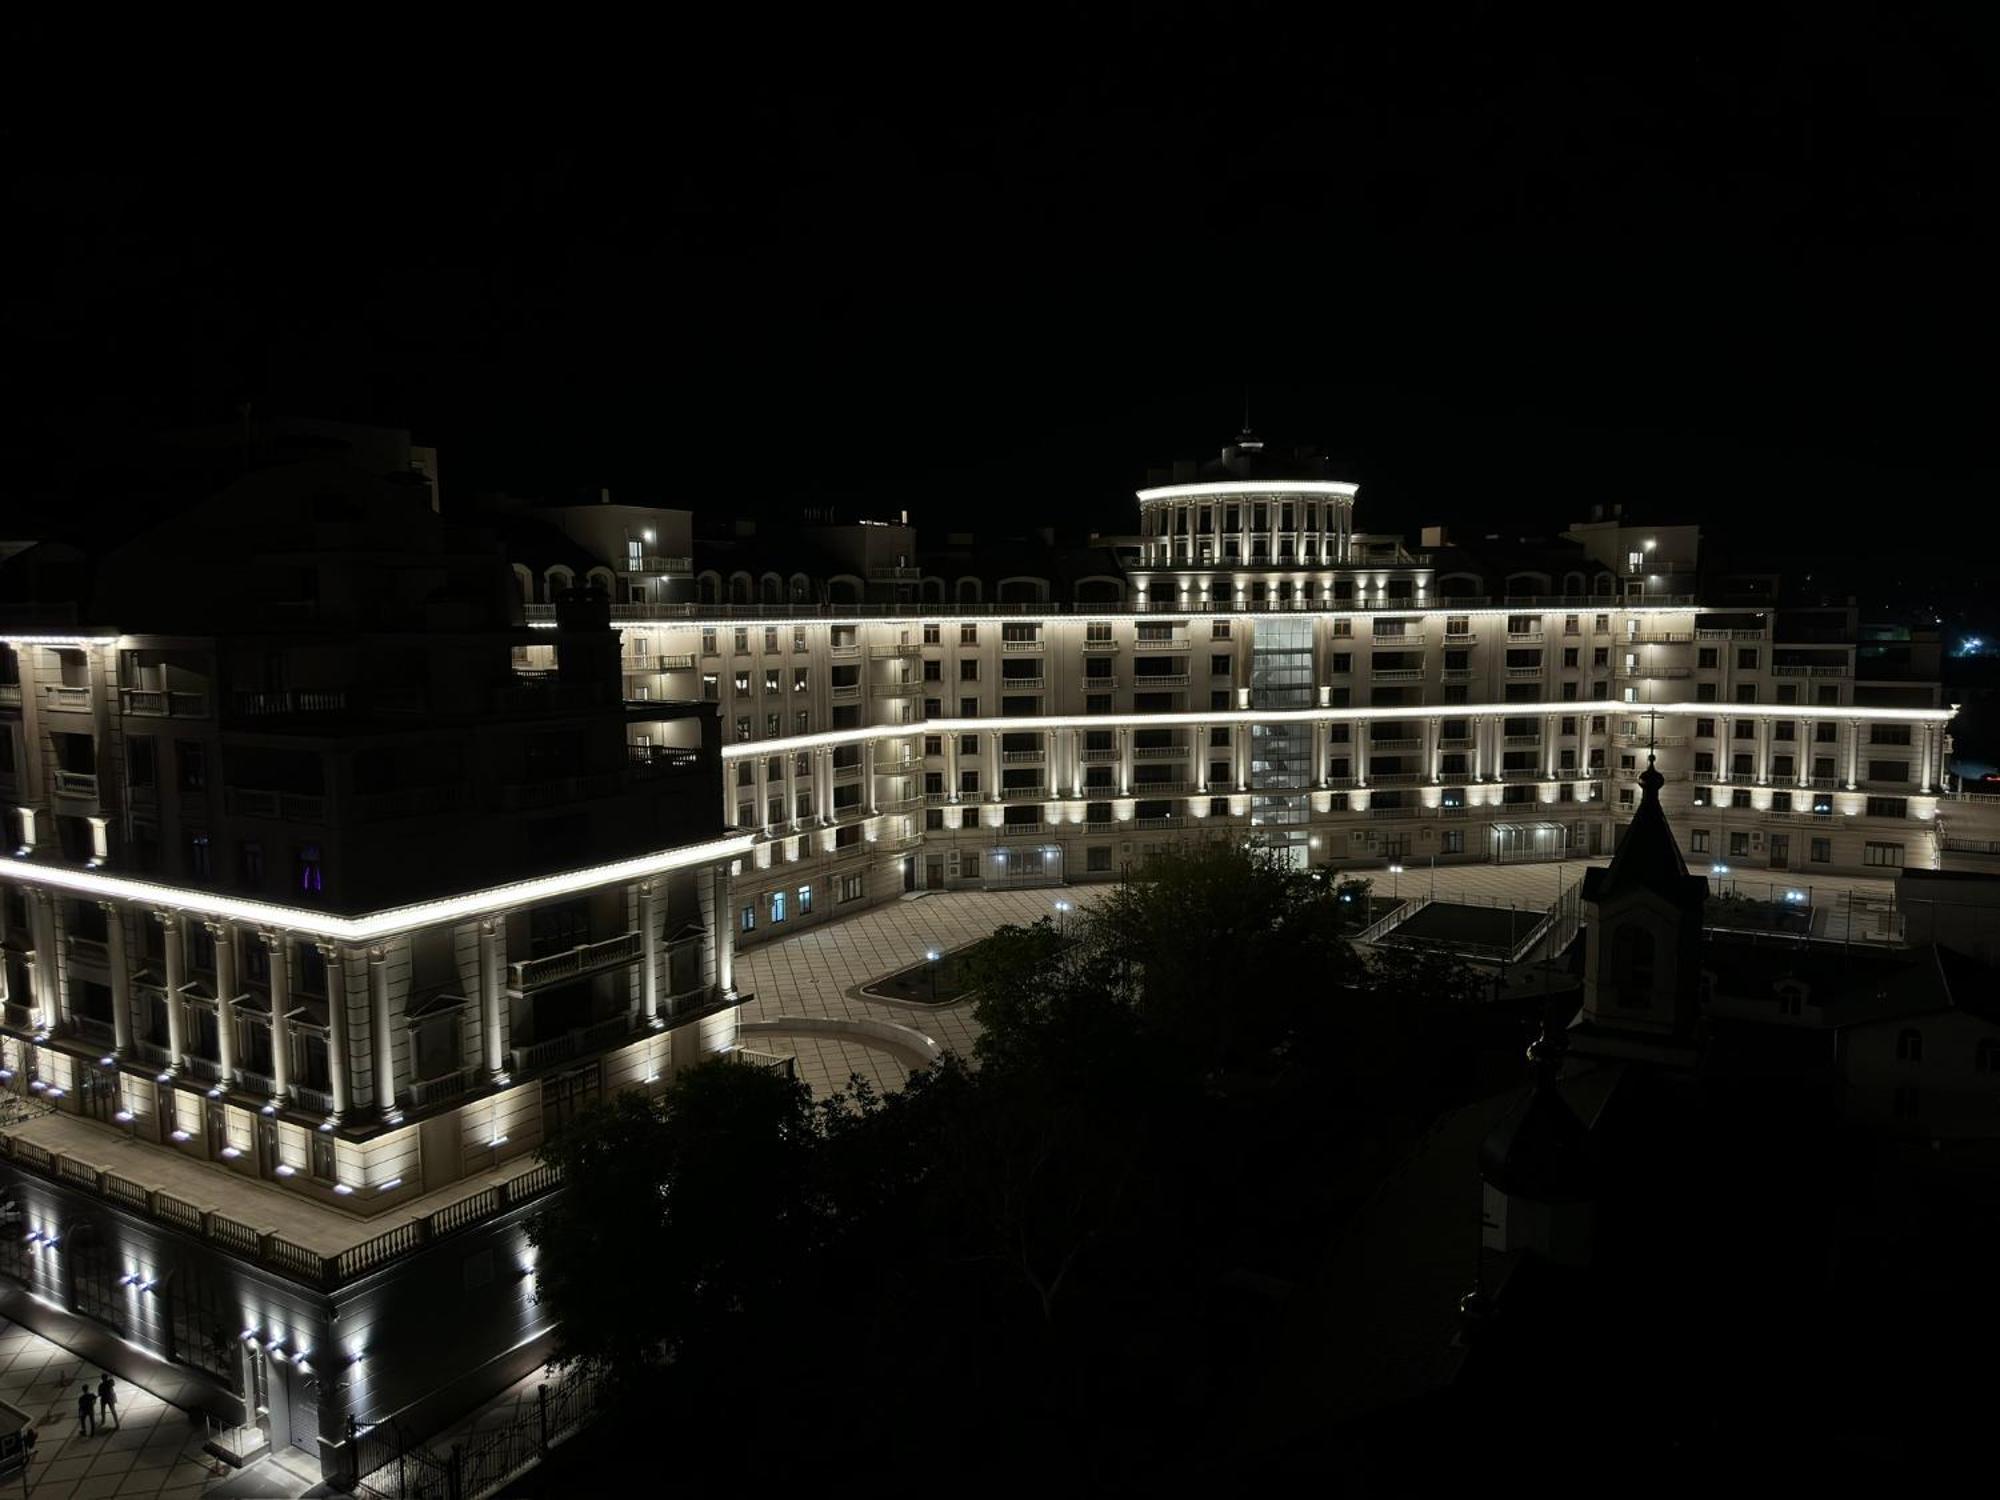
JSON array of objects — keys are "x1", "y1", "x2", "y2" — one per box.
[
  {"x1": 1135, "y1": 482, "x2": 1360, "y2": 501},
  {"x1": 1, "y1": 835, "x2": 756, "y2": 942},
  {"x1": 532, "y1": 603, "x2": 1711, "y2": 631},
  {"x1": 719, "y1": 700, "x2": 1957, "y2": 757}
]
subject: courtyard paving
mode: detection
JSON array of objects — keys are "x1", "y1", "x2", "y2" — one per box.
[
  {"x1": 0, "y1": 1317, "x2": 239, "y2": 1499},
  {"x1": 735, "y1": 858, "x2": 1904, "y2": 1096}
]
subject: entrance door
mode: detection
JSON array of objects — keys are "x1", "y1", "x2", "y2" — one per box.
[
  {"x1": 925, "y1": 857, "x2": 944, "y2": 890},
  {"x1": 902, "y1": 858, "x2": 917, "y2": 893},
  {"x1": 78, "y1": 1065, "x2": 118, "y2": 1124},
  {"x1": 1769, "y1": 834, "x2": 1790, "y2": 871},
  {"x1": 256, "y1": 1116, "x2": 281, "y2": 1179},
  {"x1": 285, "y1": 1366, "x2": 319, "y2": 1455},
  {"x1": 205, "y1": 1100, "x2": 228, "y2": 1160}
]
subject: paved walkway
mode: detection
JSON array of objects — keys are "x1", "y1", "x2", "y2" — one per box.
[
  {"x1": 0, "y1": 1317, "x2": 234, "y2": 1499},
  {"x1": 734, "y1": 860, "x2": 1904, "y2": 1097},
  {"x1": 735, "y1": 888, "x2": 1099, "y2": 1095}
]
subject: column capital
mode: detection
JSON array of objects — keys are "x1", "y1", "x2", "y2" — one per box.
[
  {"x1": 151, "y1": 907, "x2": 179, "y2": 928},
  {"x1": 96, "y1": 898, "x2": 121, "y2": 916},
  {"x1": 202, "y1": 917, "x2": 233, "y2": 939},
  {"x1": 258, "y1": 928, "x2": 285, "y2": 950}
]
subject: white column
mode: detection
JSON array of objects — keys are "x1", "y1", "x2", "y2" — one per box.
[
  {"x1": 102, "y1": 903, "x2": 132, "y2": 1055},
  {"x1": 864, "y1": 741, "x2": 878, "y2": 815},
  {"x1": 1313, "y1": 722, "x2": 1328, "y2": 787},
  {"x1": 639, "y1": 883, "x2": 660, "y2": 1026},
  {"x1": 1429, "y1": 718, "x2": 1442, "y2": 783},
  {"x1": 1235, "y1": 723, "x2": 1249, "y2": 792},
  {"x1": 816, "y1": 748, "x2": 833, "y2": 824},
  {"x1": 1846, "y1": 719, "x2": 1861, "y2": 790},
  {"x1": 1197, "y1": 726, "x2": 1211, "y2": 793},
  {"x1": 158, "y1": 912, "x2": 186, "y2": 1069},
  {"x1": 369, "y1": 946, "x2": 395, "y2": 1114},
  {"x1": 987, "y1": 731, "x2": 1001, "y2": 800},
  {"x1": 784, "y1": 753, "x2": 800, "y2": 830},
  {"x1": 946, "y1": 733, "x2": 960, "y2": 802},
  {"x1": 320, "y1": 942, "x2": 350, "y2": 1117},
  {"x1": 263, "y1": 933, "x2": 291, "y2": 1102},
  {"x1": 711, "y1": 864, "x2": 736, "y2": 996},
  {"x1": 1118, "y1": 728, "x2": 1131, "y2": 796},
  {"x1": 28, "y1": 892, "x2": 57, "y2": 1030},
  {"x1": 208, "y1": 921, "x2": 238, "y2": 1089},
  {"x1": 754, "y1": 755, "x2": 770, "y2": 830},
  {"x1": 1920, "y1": 724, "x2": 1935, "y2": 793},
  {"x1": 479, "y1": 918, "x2": 505, "y2": 1078}
]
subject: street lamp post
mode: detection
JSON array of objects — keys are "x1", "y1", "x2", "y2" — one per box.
[
  {"x1": 1388, "y1": 862, "x2": 1404, "y2": 901},
  {"x1": 925, "y1": 948, "x2": 941, "y2": 1002}
]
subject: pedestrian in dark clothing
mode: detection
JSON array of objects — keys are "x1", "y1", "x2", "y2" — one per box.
[
  {"x1": 97, "y1": 1373, "x2": 119, "y2": 1430},
  {"x1": 76, "y1": 1386, "x2": 96, "y2": 1437}
]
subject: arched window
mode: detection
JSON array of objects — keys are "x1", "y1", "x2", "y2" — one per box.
[
  {"x1": 1896, "y1": 1028, "x2": 1923, "y2": 1063},
  {"x1": 698, "y1": 572, "x2": 721, "y2": 606},
  {"x1": 1614, "y1": 927, "x2": 1656, "y2": 1008},
  {"x1": 728, "y1": 573, "x2": 753, "y2": 605},
  {"x1": 956, "y1": 577, "x2": 981, "y2": 605},
  {"x1": 789, "y1": 574, "x2": 812, "y2": 604}
]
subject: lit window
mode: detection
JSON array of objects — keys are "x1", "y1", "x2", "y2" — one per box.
[{"x1": 295, "y1": 844, "x2": 323, "y2": 894}]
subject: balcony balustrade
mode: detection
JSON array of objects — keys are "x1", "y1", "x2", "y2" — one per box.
[
  {"x1": 1132, "y1": 637, "x2": 1190, "y2": 652},
  {"x1": 223, "y1": 786, "x2": 327, "y2": 821},
  {"x1": 1505, "y1": 632, "x2": 1545, "y2": 645},
  {"x1": 1438, "y1": 736, "x2": 1476, "y2": 748},
  {"x1": 1001, "y1": 784, "x2": 1049, "y2": 801},
  {"x1": 1132, "y1": 673, "x2": 1189, "y2": 688},
  {"x1": 1441, "y1": 668, "x2": 1476, "y2": 682},
  {"x1": 509, "y1": 1012, "x2": 637, "y2": 1075},
  {"x1": 1505, "y1": 666, "x2": 1544, "y2": 679},
  {"x1": 119, "y1": 688, "x2": 210, "y2": 717},
  {"x1": 1443, "y1": 632, "x2": 1477, "y2": 644},
  {"x1": 1503, "y1": 734, "x2": 1543, "y2": 747},
  {"x1": 1371, "y1": 669, "x2": 1424, "y2": 684},
  {"x1": 1001, "y1": 749, "x2": 1045, "y2": 764},
  {"x1": 52, "y1": 769, "x2": 99, "y2": 800},
  {"x1": 1001, "y1": 640, "x2": 1045, "y2": 654},
  {"x1": 64, "y1": 935, "x2": 109, "y2": 968},
  {"x1": 1080, "y1": 676, "x2": 1118, "y2": 690},
  {"x1": 407, "y1": 1066, "x2": 477, "y2": 1110},
  {"x1": 42, "y1": 685, "x2": 92, "y2": 711},
  {"x1": 1081, "y1": 640, "x2": 1119, "y2": 654},
  {"x1": 1132, "y1": 744, "x2": 1188, "y2": 759},
  {"x1": 499, "y1": 770, "x2": 623, "y2": 810},
  {"x1": 1625, "y1": 632, "x2": 1695, "y2": 644},
  {"x1": 868, "y1": 644, "x2": 922, "y2": 659},
  {"x1": 631, "y1": 556, "x2": 693, "y2": 574},
  {"x1": 1134, "y1": 815, "x2": 1185, "y2": 830},
  {"x1": 1368, "y1": 736, "x2": 1420, "y2": 751},
  {"x1": 999, "y1": 675, "x2": 1046, "y2": 691},
  {"x1": 1773, "y1": 664, "x2": 1851, "y2": 677},
  {"x1": 1081, "y1": 747, "x2": 1120, "y2": 762},
  {"x1": 509, "y1": 930, "x2": 643, "y2": 992},
  {"x1": 1131, "y1": 779, "x2": 1194, "y2": 795}
]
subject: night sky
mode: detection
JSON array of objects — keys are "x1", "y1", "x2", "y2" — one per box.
[{"x1": 7, "y1": 8, "x2": 1994, "y2": 554}]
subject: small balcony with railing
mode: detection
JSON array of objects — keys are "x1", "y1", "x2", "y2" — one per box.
[{"x1": 507, "y1": 930, "x2": 643, "y2": 994}]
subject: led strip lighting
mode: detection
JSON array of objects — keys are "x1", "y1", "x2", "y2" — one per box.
[
  {"x1": 1135, "y1": 481, "x2": 1360, "y2": 501},
  {"x1": 718, "y1": 700, "x2": 1958, "y2": 758},
  {"x1": 0, "y1": 835, "x2": 755, "y2": 943},
  {"x1": 527, "y1": 602, "x2": 1715, "y2": 630}
]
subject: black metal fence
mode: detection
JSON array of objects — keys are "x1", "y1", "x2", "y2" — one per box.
[{"x1": 350, "y1": 1364, "x2": 604, "y2": 1500}]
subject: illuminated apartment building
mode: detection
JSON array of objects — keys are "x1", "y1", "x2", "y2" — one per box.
[
  {"x1": 512, "y1": 433, "x2": 1960, "y2": 945},
  {"x1": 0, "y1": 439, "x2": 743, "y2": 1479}
]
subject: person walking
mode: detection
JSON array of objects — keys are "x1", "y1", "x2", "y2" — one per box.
[
  {"x1": 75, "y1": 1384, "x2": 96, "y2": 1438},
  {"x1": 97, "y1": 1373, "x2": 119, "y2": 1430}
]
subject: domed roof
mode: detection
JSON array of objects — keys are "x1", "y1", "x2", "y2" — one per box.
[{"x1": 1140, "y1": 431, "x2": 1352, "y2": 495}]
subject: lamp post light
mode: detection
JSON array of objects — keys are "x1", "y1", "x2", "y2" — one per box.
[
  {"x1": 925, "y1": 948, "x2": 941, "y2": 1002},
  {"x1": 1053, "y1": 898, "x2": 1073, "y2": 937},
  {"x1": 1388, "y1": 862, "x2": 1404, "y2": 900}
]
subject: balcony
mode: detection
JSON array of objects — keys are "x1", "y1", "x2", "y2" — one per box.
[
  {"x1": 1134, "y1": 816, "x2": 1185, "y2": 830},
  {"x1": 1438, "y1": 736, "x2": 1476, "y2": 748},
  {"x1": 869, "y1": 644, "x2": 922, "y2": 659},
  {"x1": 876, "y1": 679, "x2": 924, "y2": 697},
  {"x1": 1368, "y1": 736, "x2": 1420, "y2": 751},
  {"x1": 1366, "y1": 772, "x2": 1425, "y2": 787},
  {"x1": 924, "y1": 791, "x2": 956, "y2": 805},
  {"x1": 1131, "y1": 779, "x2": 1194, "y2": 795},
  {"x1": 509, "y1": 930, "x2": 643, "y2": 992},
  {"x1": 832, "y1": 759, "x2": 864, "y2": 782},
  {"x1": 1440, "y1": 669, "x2": 1477, "y2": 683},
  {"x1": 628, "y1": 745, "x2": 704, "y2": 780},
  {"x1": 1001, "y1": 749, "x2": 1045, "y2": 764},
  {"x1": 64, "y1": 935, "x2": 109, "y2": 969},
  {"x1": 1625, "y1": 632, "x2": 1695, "y2": 644},
  {"x1": 631, "y1": 556, "x2": 693, "y2": 574},
  {"x1": 1371, "y1": 669, "x2": 1424, "y2": 684},
  {"x1": 509, "y1": 1011, "x2": 638, "y2": 1074},
  {"x1": 1505, "y1": 632, "x2": 1545, "y2": 645},
  {"x1": 1503, "y1": 734, "x2": 1542, "y2": 747},
  {"x1": 1368, "y1": 805, "x2": 1423, "y2": 819},
  {"x1": 1081, "y1": 640, "x2": 1120, "y2": 654},
  {"x1": 1696, "y1": 628, "x2": 1766, "y2": 641},
  {"x1": 119, "y1": 688, "x2": 209, "y2": 718},
  {"x1": 1773, "y1": 664, "x2": 1851, "y2": 678},
  {"x1": 1001, "y1": 785, "x2": 1049, "y2": 801},
  {"x1": 1132, "y1": 744, "x2": 1188, "y2": 760},
  {"x1": 1500, "y1": 768, "x2": 1545, "y2": 781},
  {"x1": 829, "y1": 642, "x2": 861, "y2": 659},
  {"x1": 223, "y1": 786, "x2": 327, "y2": 822},
  {"x1": 231, "y1": 688, "x2": 348, "y2": 717},
  {"x1": 831, "y1": 683, "x2": 862, "y2": 702},
  {"x1": 999, "y1": 675, "x2": 1046, "y2": 691},
  {"x1": 1081, "y1": 746, "x2": 1120, "y2": 762},
  {"x1": 353, "y1": 781, "x2": 477, "y2": 819},
  {"x1": 1133, "y1": 637, "x2": 1190, "y2": 652},
  {"x1": 1001, "y1": 640, "x2": 1045, "y2": 654},
  {"x1": 1505, "y1": 666, "x2": 1544, "y2": 679},
  {"x1": 407, "y1": 1066, "x2": 478, "y2": 1110},
  {"x1": 42, "y1": 685, "x2": 91, "y2": 712},
  {"x1": 1443, "y1": 632, "x2": 1477, "y2": 645},
  {"x1": 1132, "y1": 674, "x2": 1189, "y2": 688},
  {"x1": 1620, "y1": 666, "x2": 1692, "y2": 679},
  {"x1": 52, "y1": 769, "x2": 99, "y2": 800},
  {"x1": 1080, "y1": 675, "x2": 1118, "y2": 691},
  {"x1": 868, "y1": 566, "x2": 923, "y2": 581}
]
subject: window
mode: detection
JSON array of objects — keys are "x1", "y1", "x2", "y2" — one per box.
[
  {"x1": 1690, "y1": 830, "x2": 1709, "y2": 854},
  {"x1": 296, "y1": 844, "x2": 323, "y2": 893},
  {"x1": 740, "y1": 905, "x2": 756, "y2": 933},
  {"x1": 189, "y1": 832, "x2": 212, "y2": 880},
  {"x1": 960, "y1": 624, "x2": 977, "y2": 645},
  {"x1": 1896, "y1": 1028, "x2": 1923, "y2": 1063},
  {"x1": 1811, "y1": 838, "x2": 1831, "y2": 863},
  {"x1": 1737, "y1": 648, "x2": 1758, "y2": 669},
  {"x1": 1866, "y1": 797, "x2": 1908, "y2": 819},
  {"x1": 178, "y1": 742, "x2": 206, "y2": 791},
  {"x1": 1087, "y1": 846, "x2": 1113, "y2": 873},
  {"x1": 1441, "y1": 829, "x2": 1465, "y2": 854},
  {"x1": 239, "y1": 842, "x2": 264, "y2": 887},
  {"x1": 923, "y1": 624, "x2": 941, "y2": 645},
  {"x1": 839, "y1": 875, "x2": 864, "y2": 903},
  {"x1": 701, "y1": 628, "x2": 718, "y2": 655},
  {"x1": 734, "y1": 628, "x2": 750, "y2": 653},
  {"x1": 1211, "y1": 655, "x2": 1231, "y2": 676},
  {"x1": 769, "y1": 890, "x2": 787, "y2": 923},
  {"x1": 1211, "y1": 620, "x2": 1231, "y2": 640},
  {"x1": 128, "y1": 737, "x2": 157, "y2": 789},
  {"x1": 1863, "y1": 842, "x2": 1904, "y2": 868},
  {"x1": 1697, "y1": 647, "x2": 1718, "y2": 669},
  {"x1": 794, "y1": 627, "x2": 808, "y2": 652},
  {"x1": 1729, "y1": 832, "x2": 1750, "y2": 856}
]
